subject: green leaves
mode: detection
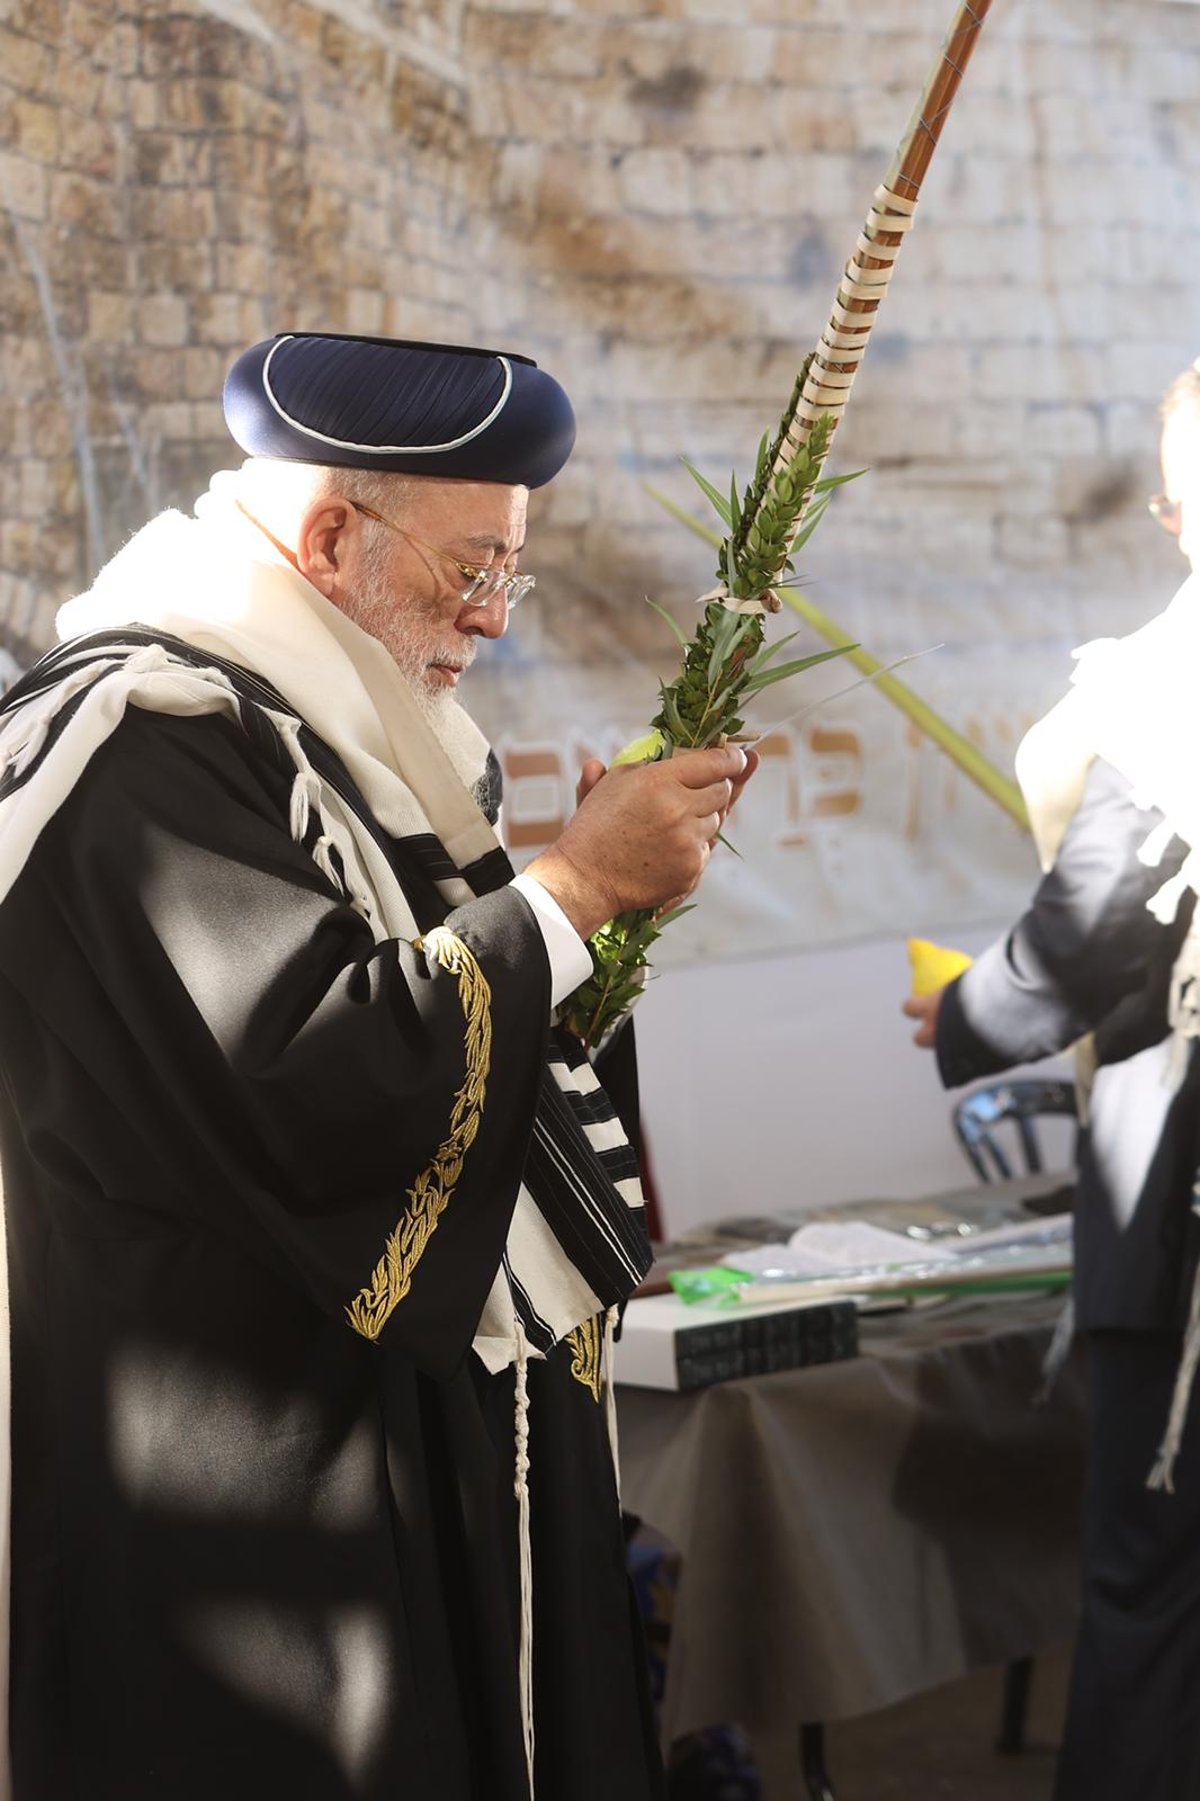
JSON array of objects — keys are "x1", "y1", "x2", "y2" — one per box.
[
  {"x1": 682, "y1": 459, "x2": 734, "y2": 529},
  {"x1": 649, "y1": 599, "x2": 764, "y2": 751},
  {"x1": 741, "y1": 640, "x2": 858, "y2": 698},
  {"x1": 643, "y1": 595, "x2": 690, "y2": 648},
  {"x1": 559, "y1": 906, "x2": 662, "y2": 1046},
  {"x1": 564, "y1": 405, "x2": 863, "y2": 1046}
]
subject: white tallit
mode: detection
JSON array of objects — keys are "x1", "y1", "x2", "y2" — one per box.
[{"x1": 1016, "y1": 570, "x2": 1200, "y2": 1492}]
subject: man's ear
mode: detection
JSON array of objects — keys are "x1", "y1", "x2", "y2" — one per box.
[{"x1": 296, "y1": 496, "x2": 358, "y2": 598}]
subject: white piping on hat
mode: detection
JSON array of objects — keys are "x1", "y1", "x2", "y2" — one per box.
[{"x1": 259, "y1": 336, "x2": 515, "y2": 456}]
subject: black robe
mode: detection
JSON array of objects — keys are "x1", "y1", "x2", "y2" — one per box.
[
  {"x1": 0, "y1": 701, "x2": 662, "y2": 1799},
  {"x1": 935, "y1": 755, "x2": 1200, "y2": 1331}
]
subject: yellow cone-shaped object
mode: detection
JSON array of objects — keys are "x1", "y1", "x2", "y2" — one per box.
[
  {"x1": 907, "y1": 936, "x2": 973, "y2": 997},
  {"x1": 611, "y1": 727, "x2": 666, "y2": 767}
]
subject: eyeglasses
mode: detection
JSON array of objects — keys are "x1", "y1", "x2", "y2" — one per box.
[
  {"x1": 352, "y1": 503, "x2": 536, "y2": 608},
  {"x1": 1149, "y1": 493, "x2": 1183, "y2": 533}
]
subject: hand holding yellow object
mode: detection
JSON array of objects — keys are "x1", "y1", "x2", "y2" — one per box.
[
  {"x1": 610, "y1": 728, "x2": 666, "y2": 767},
  {"x1": 907, "y1": 936, "x2": 973, "y2": 997}
]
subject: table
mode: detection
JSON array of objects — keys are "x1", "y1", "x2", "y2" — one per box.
[{"x1": 617, "y1": 1281, "x2": 1086, "y2": 1792}]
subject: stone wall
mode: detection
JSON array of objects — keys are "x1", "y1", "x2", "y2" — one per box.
[
  {"x1": 1, "y1": 0, "x2": 477, "y2": 657},
  {"x1": 3, "y1": 0, "x2": 1200, "y2": 779}
]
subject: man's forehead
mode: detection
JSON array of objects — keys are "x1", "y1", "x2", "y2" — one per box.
[
  {"x1": 405, "y1": 477, "x2": 528, "y2": 540},
  {"x1": 1162, "y1": 411, "x2": 1200, "y2": 492}
]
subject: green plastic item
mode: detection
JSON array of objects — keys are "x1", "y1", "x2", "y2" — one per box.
[{"x1": 669, "y1": 1266, "x2": 753, "y2": 1306}]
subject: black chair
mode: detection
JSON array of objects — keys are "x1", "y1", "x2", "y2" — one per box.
[
  {"x1": 952, "y1": 1077, "x2": 1078, "y2": 1184},
  {"x1": 953, "y1": 1076, "x2": 1078, "y2": 1759}
]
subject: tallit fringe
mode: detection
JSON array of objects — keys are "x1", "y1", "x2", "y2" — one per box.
[
  {"x1": 1161, "y1": 901, "x2": 1200, "y2": 1094},
  {"x1": 272, "y1": 713, "x2": 375, "y2": 921},
  {"x1": 1036, "y1": 1292, "x2": 1075, "y2": 1405},
  {"x1": 603, "y1": 1305, "x2": 621, "y2": 1504},
  {"x1": 513, "y1": 1321, "x2": 536, "y2": 1797},
  {"x1": 0, "y1": 643, "x2": 226, "y2": 782},
  {"x1": 1148, "y1": 1259, "x2": 1200, "y2": 1493}
]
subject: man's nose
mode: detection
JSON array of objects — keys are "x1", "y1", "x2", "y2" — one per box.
[{"x1": 458, "y1": 589, "x2": 509, "y2": 639}]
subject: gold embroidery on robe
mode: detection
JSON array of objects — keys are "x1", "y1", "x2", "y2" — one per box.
[
  {"x1": 346, "y1": 927, "x2": 491, "y2": 1342},
  {"x1": 566, "y1": 1314, "x2": 603, "y2": 1402}
]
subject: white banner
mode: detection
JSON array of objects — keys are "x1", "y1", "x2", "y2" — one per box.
[{"x1": 464, "y1": 634, "x2": 1074, "y2": 965}]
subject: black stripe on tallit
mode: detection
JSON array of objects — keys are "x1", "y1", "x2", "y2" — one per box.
[
  {"x1": 0, "y1": 680, "x2": 103, "y2": 805},
  {"x1": 460, "y1": 846, "x2": 514, "y2": 894},
  {"x1": 547, "y1": 1048, "x2": 644, "y2": 1182},
  {"x1": 502, "y1": 1254, "x2": 557, "y2": 1355},
  {"x1": 522, "y1": 1073, "x2": 652, "y2": 1299},
  {"x1": 595, "y1": 1144, "x2": 643, "y2": 1187},
  {"x1": 398, "y1": 841, "x2": 512, "y2": 900},
  {"x1": 0, "y1": 636, "x2": 111, "y2": 713},
  {"x1": 561, "y1": 1086, "x2": 622, "y2": 1128},
  {"x1": 0, "y1": 633, "x2": 304, "y2": 803},
  {"x1": 0, "y1": 638, "x2": 179, "y2": 804},
  {"x1": 402, "y1": 834, "x2": 461, "y2": 882},
  {"x1": 552, "y1": 1082, "x2": 644, "y2": 1183}
]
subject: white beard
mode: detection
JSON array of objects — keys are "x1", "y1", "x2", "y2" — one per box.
[
  {"x1": 406, "y1": 677, "x2": 492, "y2": 796},
  {"x1": 344, "y1": 562, "x2": 490, "y2": 796}
]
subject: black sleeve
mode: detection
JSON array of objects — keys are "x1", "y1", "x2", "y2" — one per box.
[
  {"x1": 936, "y1": 756, "x2": 1191, "y2": 1088},
  {"x1": 0, "y1": 707, "x2": 550, "y2": 1377}
]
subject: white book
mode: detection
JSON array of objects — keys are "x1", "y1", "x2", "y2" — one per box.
[{"x1": 615, "y1": 1290, "x2": 858, "y2": 1393}]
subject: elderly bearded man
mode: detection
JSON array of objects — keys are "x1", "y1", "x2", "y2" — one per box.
[{"x1": 0, "y1": 334, "x2": 752, "y2": 1800}]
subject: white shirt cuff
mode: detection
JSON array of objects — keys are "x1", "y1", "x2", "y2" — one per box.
[{"x1": 510, "y1": 873, "x2": 594, "y2": 1011}]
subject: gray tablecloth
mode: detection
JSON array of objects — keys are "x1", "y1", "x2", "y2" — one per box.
[{"x1": 617, "y1": 1289, "x2": 1086, "y2": 1746}]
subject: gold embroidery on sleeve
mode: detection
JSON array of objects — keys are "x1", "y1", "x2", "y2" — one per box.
[
  {"x1": 346, "y1": 927, "x2": 492, "y2": 1343},
  {"x1": 566, "y1": 1315, "x2": 603, "y2": 1402}
]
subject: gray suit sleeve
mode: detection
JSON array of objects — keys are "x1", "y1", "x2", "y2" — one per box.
[{"x1": 936, "y1": 757, "x2": 1190, "y2": 1088}]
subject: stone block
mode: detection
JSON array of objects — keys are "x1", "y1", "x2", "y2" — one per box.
[
  {"x1": 88, "y1": 290, "x2": 132, "y2": 342},
  {"x1": 533, "y1": 144, "x2": 619, "y2": 218},
  {"x1": 141, "y1": 239, "x2": 214, "y2": 293},
  {"x1": 150, "y1": 401, "x2": 197, "y2": 442},
  {"x1": 616, "y1": 146, "x2": 692, "y2": 215},
  {"x1": 191, "y1": 290, "x2": 242, "y2": 346},
  {"x1": 143, "y1": 183, "x2": 218, "y2": 240},
  {"x1": 774, "y1": 26, "x2": 872, "y2": 93},
  {"x1": 129, "y1": 80, "x2": 159, "y2": 131},
  {"x1": 790, "y1": 89, "x2": 881, "y2": 157},
  {"x1": 466, "y1": 12, "x2": 604, "y2": 78},
  {"x1": 61, "y1": 0, "x2": 107, "y2": 57},
  {"x1": 494, "y1": 141, "x2": 545, "y2": 216},
  {"x1": 48, "y1": 170, "x2": 122, "y2": 236},
  {"x1": 1024, "y1": 403, "x2": 1103, "y2": 460},
  {"x1": 16, "y1": 456, "x2": 51, "y2": 517},
  {"x1": 108, "y1": 16, "x2": 140, "y2": 78},
  {"x1": 1129, "y1": 45, "x2": 1200, "y2": 105},
  {"x1": 0, "y1": 148, "x2": 46, "y2": 219},
  {"x1": 189, "y1": 401, "x2": 228, "y2": 440},
  {"x1": 138, "y1": 293, "x2": 190, "y2": 348},
  {"x1": 161, "y1": 76, "x2": 242, "y2": 134},
  {"x1": 998, "y1": 511, "x2": 1071, "y2": 570},
  {"x1": 5, "y1": 0, "x2": 63, "y2": 37},
  {"x1": 0, "y1": 25, "x2": 56, "y2": 98},
  {"x1": 13, "y1": 95, "x2": 58, "y2": 162},
  {"x1": 681, "y1": 84, "x2": 776, "y2": 155},
  {"x1": 58, "y1": 110, "x2": 119, "y2": 180},
  {"x1": 975, "y1": 343, "x2": 1067, "y2": 404},
  {"x1": 176, "y1": 341, "x2": 224, "y2": 403},
  {"x1": 0, "y1": 518, "x2": 41, "y2": 575}
]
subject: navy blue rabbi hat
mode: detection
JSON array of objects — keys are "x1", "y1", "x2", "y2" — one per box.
[{"x1": 223, "y1": 333, "x2": 576, "y2": 489}]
